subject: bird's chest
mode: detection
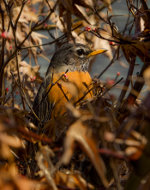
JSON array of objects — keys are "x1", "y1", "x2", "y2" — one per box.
[{"x1": 47, "y1": 71, "x2": 93, "y2": 117}]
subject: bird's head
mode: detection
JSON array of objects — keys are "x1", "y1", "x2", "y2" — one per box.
[{"x1": 47, "y1": 43, "x2": 106, "y2": 74}]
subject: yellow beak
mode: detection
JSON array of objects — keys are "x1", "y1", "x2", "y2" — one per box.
[{"x1": 88, "y1": 49, "x2": 107, "y2": 57}]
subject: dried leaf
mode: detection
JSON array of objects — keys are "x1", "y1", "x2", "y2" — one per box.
[
  {"x1": 0, "y1": 133, "x2": 22, "y2": 148},
  {"x1": 55, "y1": 170, "x2": 94, "y2": 190},
  {"x1": 31, "y1": 32, "x2": 48, "y2": 46},
  {"x1": 77, "y1": 0, "x2": 94, "y2": 9},
  {"x1": 144, "y1": 67, "x2": 150, "y2": 88},
  {"x1": 0, "y1": 164, "x2": 37, "y2": 190},
  {"x1": 60, "y1": 0, "x2": 73, "y2": 11},
  {"x1": 61, "y1": 120, "x2": 109, "y2": 188},
  {"x1": 125, "y1": 146, "x2": 143, "y2": 160},
  {"x1": 36, "y1": 146, "x2": 57, "y2": 190},
  {"x1": 93, "y1": 36, "x2": 113, "y2": 59},
  {"x1": 74, "y1": 4, "x2": 91, "y2": 24}
]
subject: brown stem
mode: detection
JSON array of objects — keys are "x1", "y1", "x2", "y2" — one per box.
[
  {"x1": 117, "y1": 57, "x2": 135, "y2": 108},
  {"x1": 0, "y1": 5, "x2": 5, "y2": 100},
  {"x1": 102, "y1": 77, "x2": 124, "y2": 96},
  {"x1": 15, "y1": 54, "x2": 26, "y2": 109},
  {"x1": 97, "y1": 48, "x2": 119, "y2": 79},
  {"x1": 126, "y1": 62, "x2": 147, "y2": 104},
  {"x1": 14, "y1": 0, "x2": 26, "y2": 29}
]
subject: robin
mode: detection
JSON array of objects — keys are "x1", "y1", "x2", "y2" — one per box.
[{"x1": 32, "y1": 43, "x2": 106, "y2": 127}]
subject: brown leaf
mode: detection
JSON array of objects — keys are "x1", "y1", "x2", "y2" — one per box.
[
  {"x1": 55, "y1": 170, "x2": 94, "y2": 190},
  {"x1": 31, "y1": 32, "x2": 48, "y2": 46},
  {"x1": 74, "y1": 4, "x2": 91, "y2": 24},
  {"x1": 76, "y1": 0, "x2": 94, "y2": 9},
  {"x1": 0, "y1": 133, "x2": 22, "y2": 148},
  {"x1": 61, "y1": 120, "x2": 109, "y2": 188},
  {"x1": 62, "y1": 0, "x2": 74, "y2": 12},
  {"x1": 36, "y1": 146, "x2": 57, "y2": 190},
  {"x1": 144, "y1": 66, "x2": 150, "y2": 88},
  {"x1": 0, "y1": 164, "x2": 37, "y2": 190}
]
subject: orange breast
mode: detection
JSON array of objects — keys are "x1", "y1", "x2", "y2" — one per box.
[{"x1": 47, "y1": 71, "x2": 93, "y2": 117}]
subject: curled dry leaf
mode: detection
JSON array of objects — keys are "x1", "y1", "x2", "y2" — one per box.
[
  {"x1": 74, "y1": 4, "x2": 91, "y2": 25},
  {"x1": 5, "y1": 57, "x2": 41, "y2": 104},
  {"x1": 144, "y1": 67, "x2": 150, "y2": 88},
  {"x1": 0, "y1": 143, "x2": 13, "y2": 160},
  {"x1": 19, "y1": 61, "x2": 40, "y2": 79},
  {"x1": 125, "y1": 146, "x2": 143, "y2": 160},
  {"x1": 36, "y1": 146, "x2": 57, "y2": 190},
  {"x1": 54, "y1": 170, "x2": 94, "y2": 190},
  {"x1": 93, "y1": 36, "x2": 113, "y2": 59},
  {"x1": 58, "y1": 0, "x2": 94, "y2": 32},
  {"x1": 66, "y1": 103, "x2": 81, "y2": 118},
  {"x1": 78, "y1": 0, "x2": 94, "y2": 9},
  {"x1": 61, "y1": 120, "x2": 109, "y2": 188},
  {"x1": 0, "y1": 164, "x2": 37, "y2": 190},
  {"x1": 0, "y1": 118, "x2": 23, "y2": 160},
  {"x1": 13, "y1": 6, "x2": 38, "y2": 23},
  {"x1": 31, "y1": 32, "x2": 48, "y2": 48},
  {"x1": 0, "y1": 133, "x2": 22, "y2": 148}
]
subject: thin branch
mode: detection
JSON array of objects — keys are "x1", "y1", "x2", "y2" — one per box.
[
  {"x1": 3, "y1": 0, "x2": 17, "y2": 47},
  {"x1": 3, "y1": 0, "x2": 59, "y2": 71},
  {"x1": 15, "y1": 53, "x2": 26, "y2": 109},
  {"x1": 97, "y1": 48, "x2": 119, "y2": 79},
  {"x1": 74, "y1": 84, "x2": 94, "y2": 105},
  {"x1": 10, "y1": 72, "x2": 40, "y2": 121},
  {"x1": 20, "y1": 23, "x2": 83, "y2": 50},
  {"x1": 0, "y1": 5, "x2": 5, "y2": 99},
  {"x1": 14, "y1": 0, "x2": 26, "y2": 29},
  {"x1": 126, "y1": 62, "x2": 147, "y2": 105},
  {"x1": 117, "y1": 57, "x2": 136, "y2": 108},
  {"x1": 3, "y1": 0, "x2": 27, "y2": 109},
  {"x1": 57, "y1": 83, "x2": 69, "y2": 102},
  {"x1": 102, "y1": 77, "x2": 124, "y2": 96}
]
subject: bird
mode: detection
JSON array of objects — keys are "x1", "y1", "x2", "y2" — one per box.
[{"x1": 32, "y1": 43, "x2": 106, "y2": 129}]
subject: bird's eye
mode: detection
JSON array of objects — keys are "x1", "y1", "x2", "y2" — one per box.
[{"x1": 76, "y1": 48, "x2": 85, "y2": 56}]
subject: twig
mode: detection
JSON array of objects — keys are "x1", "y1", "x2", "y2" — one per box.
[
  {"x1": 3, "y1": 0, "x2": 59, "y2": 71},
  {"x1": 36, "y1": 147, "x2": 57, "y2": 190},
  {"x1": 57, "y1": 83, "x2": 69, "y2": 102},
  {"x1": 15, "y1": 53, "x2": 26, "y2": 109},
  {"x1": 110, "y1": 158, "x2": 123, "y2": 190},
  {"x1": 3, "y1": 0, "x2": 17, "y2": 47},
  {"x1": 74, "y1": 84, "x2": 94, "y2": 105},
  {"x1": 99, "y1": 148, "x2": 127, "y2": 160},
  {"x1": 0, "y1": 5, "x2": 5, "y2": 99},
  {"x1": 126, "y1": 62, "x2": 147, "y2": 105},
  {"x1": 117, "y1": 57, "x2": 135, "y2": 108},
  {"x1": 102, "y1": 77, "x2": 124, "y2": 96},
  {"x1": 20, "y1": 23, "x2": 83, "y2": 50},
  {"x1": 18, "y1": 127, "x2": 52, "y2": 144},
  {"x1": 3, "y1": 0, "x2": 26, "y2": 109},
  {"x1": 97, "y1": 48, "x2": 119, "y2": 79},
  {"x1": 10, "y1": 72, "x2": 40, "y2": 121},
  {"x1": 14, "y1": 0, "x2": 26, "y2": 29}
]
